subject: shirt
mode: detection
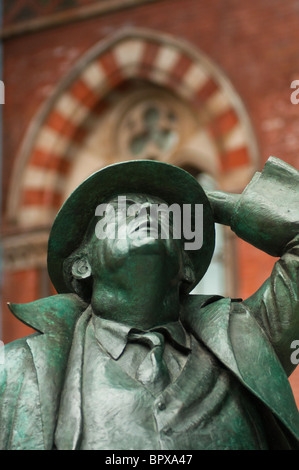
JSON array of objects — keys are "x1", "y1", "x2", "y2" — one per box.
[
  {"x1": 74, "y1": 310, "x2": 269, "y2": 450},
  {"x1": 91, "y1": 314, "x2": 191, "y2": 384}
]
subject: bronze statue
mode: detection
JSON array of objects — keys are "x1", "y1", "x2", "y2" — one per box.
[{"x1": 1, "y1": 156, "x2": 299, "y2": 450}]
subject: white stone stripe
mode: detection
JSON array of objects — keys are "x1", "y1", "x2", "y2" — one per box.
[
  {"x1": 149, "y1": 48, "x2": 197, "y2": 97},
  {"x1": 23, "y1": 167, "x2": 66, "y2": 192},
  {"x1": 148, "y1": 54, "x2": 186, "y2": 90},
  {"x1": 183, "y1": 130, "x2": 220, "y2": 164},
  {"x1": 18, "y1": 207, "x2": 58, "y2": 227},
  {"x1": 80, "y1": 61, "x2": 107, "y2": 93},
  {"x1": 224, "y1": 123, "x2": 247, "y2": 151},
  {"x1": 148, "y1": 67, "x2": 171, "y2": 87},
  {"x1": 153, "y1": 45, "x2": 180, "y2": 72},
  {"x1": 54, "y1": 92, "x2": 92, "y2": 125},
  {"x1": 113, "y1": 39, "x2": 145, "y2": 73},
  {"x1": 34, "y1": 127, "x2": 72, "y2": 156},
  {"x1": 181, "y1": 62, "x2": 210, "y2": 94},
  {"x1": 206, "y1": 89, "x2": 232, "y2": 117}
]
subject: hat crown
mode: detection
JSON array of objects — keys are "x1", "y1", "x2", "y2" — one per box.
[{"x1": 47, "y1": 160, "x2": 215, "y2": 294}]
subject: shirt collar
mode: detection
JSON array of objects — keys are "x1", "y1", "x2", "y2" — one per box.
[{"x1": 92, "y1": 314, "x2": 191, "y2": 360}]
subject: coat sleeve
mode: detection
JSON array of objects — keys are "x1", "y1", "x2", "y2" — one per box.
[
  {"x1": 229, "y1": 157, "x2": 299, "y2": 376},
  {"x1": 243, "y1": 235, "x2": 299, "y2": 376}
]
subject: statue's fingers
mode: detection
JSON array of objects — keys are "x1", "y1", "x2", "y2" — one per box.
[{"x1": 205, "y1": 190, "x2": 241, "y2": 226}]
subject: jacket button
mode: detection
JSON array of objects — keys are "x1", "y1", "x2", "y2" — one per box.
[{"x1": 158, "y1": 401, "x2": 166, "y2": 411}]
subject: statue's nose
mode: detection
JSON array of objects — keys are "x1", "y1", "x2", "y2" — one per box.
[{"x1": 137, "y1": 202, "x2": 152, "y2": 220}]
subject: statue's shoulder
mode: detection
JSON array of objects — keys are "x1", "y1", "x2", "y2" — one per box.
[
  {"x1": 1, "y1": 293, "x2": 88, "y2": 397},
  {"x1": 1, "y1": 293, "x2": 88, "y2": 383},
  {"x1": 182, "y1": 294, "x2": 224, "y2": 311},
  {"x1": 180, "y1": 293, "x2": 228, "y2": 331},
  {"x1": 180, "y1": 294, "x2": 246, "y2": 336}
]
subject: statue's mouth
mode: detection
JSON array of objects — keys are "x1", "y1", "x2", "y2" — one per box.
[{"x1": 128, "y1": 216, "x2": 169, "y2": 239}]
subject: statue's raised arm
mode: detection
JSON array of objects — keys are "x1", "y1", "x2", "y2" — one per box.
[{"x1": 207, "y1": 157, "x2": 299, "y2": 376}]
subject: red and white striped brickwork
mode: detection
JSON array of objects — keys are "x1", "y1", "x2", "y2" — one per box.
[{"x1": 10, "y1": 30, "x2": 257, "y2": 228}]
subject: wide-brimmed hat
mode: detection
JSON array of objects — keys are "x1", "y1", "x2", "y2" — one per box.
[{"x1": 47, "y1": 160, "x2": 215, "y2": 293}]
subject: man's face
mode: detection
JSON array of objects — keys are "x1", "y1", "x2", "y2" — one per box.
[
  {"x1": 86, "y1": 193, "x2": 185, "y2": 285},
  {"x1": 74, "y1": 193, "x2": 189, "y2": 327}
]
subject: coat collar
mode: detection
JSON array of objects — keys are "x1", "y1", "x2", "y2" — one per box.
[{"x1": 92, "y1": 315, "x2": 190, "y2": 360}]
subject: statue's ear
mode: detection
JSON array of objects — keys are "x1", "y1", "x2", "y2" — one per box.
[{"x1": 71, "y1": 257, "x2": 92, "y2": 280}]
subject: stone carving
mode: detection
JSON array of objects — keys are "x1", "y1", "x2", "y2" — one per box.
[{"x1": 1, "y1": 156, "x2": 299, "y2": 450}]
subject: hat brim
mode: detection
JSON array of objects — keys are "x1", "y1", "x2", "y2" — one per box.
[{"x1": 47, "y1": 160, "x2": 215, "y2": 293}]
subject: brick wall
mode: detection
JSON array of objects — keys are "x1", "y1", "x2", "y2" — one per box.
[{"x1": 4, "y1": 0, "x2": 98, "y2": 26}]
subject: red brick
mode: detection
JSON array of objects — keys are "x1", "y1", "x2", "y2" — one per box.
[
  {"x1": 99, "y1": 51, "x2": 124, "y2": 89},
  {"x1": 140, "y1": 41, "x2": 160, "y2": 69},
  {"x1": 2, "y1": 269, "x2": 39, "y2": 343},
  {"x1": 194, "y1": 78, "x2": 219, "y2": 104},
  {"x1": 47, "y1": 110, "x2": 79, "y2": 138},
  {"x1": 22, "y1": 189, "x2": 62, "y2": 207},
  {"x1": 208, "y1": 108, "x2": 239, "y2": 138},
  {"x1": 169, "y1": 54, "x2": 193, "y2": 82},
  {"x1": 31, "y1": 149, "x2": 72, "y2": 175},
  {"x1": 220, "y1": 146, "x2": 250, "y2": 171},
  {"x1": 69, "y1": 78, "x2": 100, "y2": 109}
]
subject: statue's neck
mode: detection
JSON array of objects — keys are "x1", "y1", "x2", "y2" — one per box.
[{"x1": 90, "y1": 267, "x2": 181, "y2": 330}]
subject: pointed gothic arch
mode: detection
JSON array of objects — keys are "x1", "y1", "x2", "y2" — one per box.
[{"x1": 7, "y1": 27, "x2": 260, "y2": 228}]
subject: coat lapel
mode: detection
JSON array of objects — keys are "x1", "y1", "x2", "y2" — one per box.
[
  {"x1": 181, "y1": 295, "x2": 240, "y2": 375},
  {"x1": 54, "y1": 306, "x2": 92, "y2": 450},
  {"x1": 182, "y1": 294, "x2": 299, "y2": 442},
  {"x1": 229, "y1": 301, "x2": 299, "y2": 440},
  {"x1": 25, "y1": 333, "x2": 67, "y2": 450}
]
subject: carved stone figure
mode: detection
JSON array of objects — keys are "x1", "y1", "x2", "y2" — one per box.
[{"x1": 1, "y1": 156, "x2": 299, "y2": 450}]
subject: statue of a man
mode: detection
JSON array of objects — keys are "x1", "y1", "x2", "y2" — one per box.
[{"x1": 1, "y1": 157, "x2": 299, "y2": 450}]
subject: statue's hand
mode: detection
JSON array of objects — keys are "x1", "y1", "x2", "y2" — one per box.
[
  {"x1": 205, "y1": 190, "x2": 241, "y2": 227},
  {"x1": 206, "y1": 158, "x2": 298, "y2": 256}
]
